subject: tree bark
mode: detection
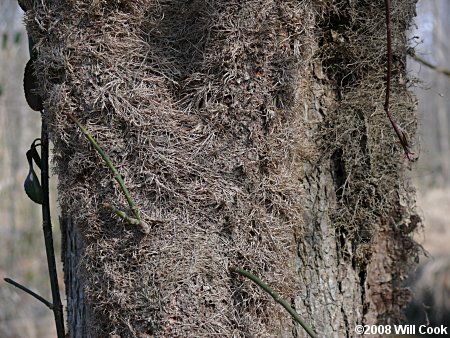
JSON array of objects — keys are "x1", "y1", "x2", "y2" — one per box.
[
  {"x1": 27, "y1": 1, "x2": 420, "y2": 337},
  {"x1": 62, "y1": 217, "x2": 90, "y2": 338}
]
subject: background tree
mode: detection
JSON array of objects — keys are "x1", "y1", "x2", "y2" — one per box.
[
  {"x1": 408, "y1": 0, "x2": 450, "y2": 258},
  {"x1": 410, "y1": 0, "x2": 450, "y2": 188},
  {"x1": 18, "y1": 0, "x2": 421, "y2": 336}
]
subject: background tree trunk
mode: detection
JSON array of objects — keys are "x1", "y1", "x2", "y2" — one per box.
[
  {"x1": 432, "y1": 0, "x2": 450, "y2": 186},
  {"x1": 27, "y1": 0, "x2": 420, "y2": 337}
]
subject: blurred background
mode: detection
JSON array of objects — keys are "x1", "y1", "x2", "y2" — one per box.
[
  {"x1": 408, "y1": 0, "x2": 450, "y2": 257},
  {"x1": 0, "y1": 1, "x2": 61, "y2": 337},
  {"x1": 0, "y1": 0, "x2": 449, "y2": 337}
]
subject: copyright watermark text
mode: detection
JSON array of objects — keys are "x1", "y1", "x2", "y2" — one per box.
[{"x1": 354, "y1": 324, "x2": 448, "y2": 335}]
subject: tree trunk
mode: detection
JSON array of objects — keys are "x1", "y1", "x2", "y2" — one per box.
[{"x1": 27, "y1": 0, "x2": 420, "y2": 337}]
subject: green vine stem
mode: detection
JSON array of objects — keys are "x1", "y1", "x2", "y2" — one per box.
[
  {"x1": 68, "y1": 114, "x2": 141, "y2": 225},
  {"x1": 103, "y1": 203, "x2": 140, "y2": 225},
  {"x1": 230, "y1": 267, "x2": 318, "y2": 338}
]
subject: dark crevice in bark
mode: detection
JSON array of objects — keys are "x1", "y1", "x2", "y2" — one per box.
[
  {"x1": 62, "y1": 217, "x2": 89, "y2": 338},
  {"x1": 330, "y1": 149, "x2": 346, "y2": 202},
  {"x1": 341, "y1": 306, "x2": 350, "y2": 338},
  {"x1": 359, "y1": 267, "x2": 369, "y2": 319},
  {"x1": 355, "y1": 109, "x2": 369, "y2": 163}
]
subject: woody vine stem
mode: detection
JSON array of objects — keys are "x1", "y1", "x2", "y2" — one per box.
[
  {"x1": 384, "y1": 0, "x2": 415, "y2": 161},
  {"x1": 4, "y1": 114, "x2": 65, "y2": 338}
]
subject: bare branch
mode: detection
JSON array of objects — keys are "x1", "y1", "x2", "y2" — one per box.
[
  {"x1": 412, "y1": 54, "x2": 450, "y2": 79},
  {"x1": 4, "y1": 278, "x2": 54, "y2": 310}
]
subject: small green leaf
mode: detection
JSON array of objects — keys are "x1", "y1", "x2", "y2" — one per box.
[
  {"x1": 14, "y1": 32, "x2": 22, "y2": 45},
  {"x1": 24, "y1": 166, "x2": 43, "y2": 204}
]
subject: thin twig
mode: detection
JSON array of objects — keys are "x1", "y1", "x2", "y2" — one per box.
[
  {"x1": 4, "y1": 278, "x2": 54, "y2": 309},
  {"x1": 68, "y1": 114, "x2": 141, "y2": 224},
  {"x1": 230, "y1": 267, "x2": 318, "y2": 338},
  {"x1": 412, "y1": 54, "x2": 450, "y2": 78},
  {"x1": 384, "y1": 0, "x2": 415, "y2": 161}
]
